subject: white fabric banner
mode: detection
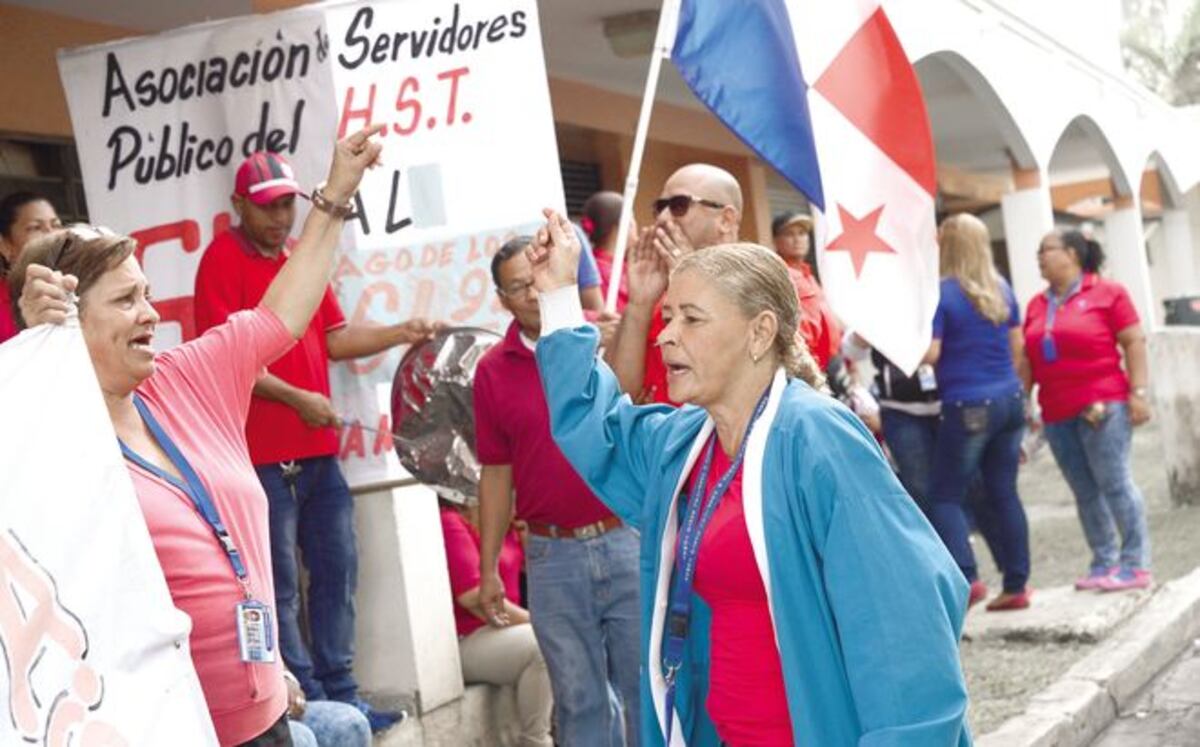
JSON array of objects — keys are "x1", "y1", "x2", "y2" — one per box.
[
  {"x1": 0, "y1": 323, "x2": 216, "y2": 746},
  {"x1": 57, "y1": 0, "x2": 563, "y2": 485}
]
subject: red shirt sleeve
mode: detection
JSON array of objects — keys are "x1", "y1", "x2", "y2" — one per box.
[
  {"x1": 193, "y1": 239, "x2": 244, "y2": 334},
  {"x1": 473, "y1": 364, "x2": 511, "y2": 464},
  {"x1": 1106, "y1": 281, "x2": 1140, "y2": 333},
  {"x1": 440, "y1": 509, "x2": 482, "y2": 597},
  {"x1": 320, "y1": 286, "x2": 347, "y2": 332},
  {"x1": 643, "y1": 306, "x2": 676, "y2": 405}
]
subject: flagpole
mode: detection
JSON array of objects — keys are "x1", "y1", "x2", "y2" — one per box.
[{"x1": 604, "y1": 0, "x2": 681, "y2": 313}]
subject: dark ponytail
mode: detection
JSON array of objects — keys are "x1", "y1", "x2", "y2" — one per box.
[
  {"x1": 580, "y1": 191, "x2": 623, "y2": 248},
  {"x1": 1061, "y1": 230, "x2": 1105, "y2": 273}
]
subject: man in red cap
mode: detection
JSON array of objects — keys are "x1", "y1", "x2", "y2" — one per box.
[{"x1": 194, "y1": 151, "x2": 436, "y2": 732}]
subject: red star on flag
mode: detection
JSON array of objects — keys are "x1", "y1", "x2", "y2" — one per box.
[{"x1": 825, "y1": 204, "x2": 896, "y2": 277}]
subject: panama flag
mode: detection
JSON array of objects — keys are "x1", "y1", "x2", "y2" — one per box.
[{"x1": 673, "y1": 0, "x2": 938, "y2": 374}]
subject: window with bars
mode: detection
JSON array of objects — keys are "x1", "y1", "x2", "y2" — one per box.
[
  {"x1": 0, "y1": 137, "x2": 89, "y2": 224},
  {"x1": 560, "y1": 160, "x2": 601, "y2": 219}
]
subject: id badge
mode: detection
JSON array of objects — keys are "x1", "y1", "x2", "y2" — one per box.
[
  {"x1": 917, "y1": 364, "x2": 937, "y2": 392},
  {"x1": 236, "y1": 600, "x2": 276, "y2": 663},
  {"x1": 1042, "y1": 335, "x2": 1058, "y2": 363}
]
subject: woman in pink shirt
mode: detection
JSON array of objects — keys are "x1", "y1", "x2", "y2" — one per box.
[
  {"x1": 1021, "y1": 230, "x2": 1152, "y2": 592},
  {"x1": 11, "y1": 126, "x2": 386, "y2": 746}
]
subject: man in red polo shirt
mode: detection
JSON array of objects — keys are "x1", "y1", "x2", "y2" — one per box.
[
  {"x1": 609, "y1": 164, "x2": 842, "y2": 405},
  {"x1": 475, "y1": 237, "x2": 640, "y2": 747},
  {"x1": 193, "y1": 151, "x2": 435, "y2": 732}
]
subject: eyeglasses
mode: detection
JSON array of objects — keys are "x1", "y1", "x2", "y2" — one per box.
[
  {"x1": 652, "y1": 194, "x2": 727, "y2": 218},
  {"x1": 50, "y1": 223, "x2": 117, "y2": 270}
]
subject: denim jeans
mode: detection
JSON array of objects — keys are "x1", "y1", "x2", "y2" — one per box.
[
  {"x1": 881, "y1": 409, "x2": 938, "y2": 510},
  {"x1": 257, "y1": 456, "x2": 359, "y2": 701},
  {"x1": 882, "y1": 408, "x2": 1005, "y2": 572},
  {"x1": 526, "y1": 526, "x2": 641, "y2": 747},
  {"x1": 1044, "y1": 401, "x2": 1151, "y2": 572},
  {"x1": 288, "y1": 701, "x2": 371, "y2": 747},
  {"x1": 928, "y1": 391, "x2": 1030, "y2": 592}
]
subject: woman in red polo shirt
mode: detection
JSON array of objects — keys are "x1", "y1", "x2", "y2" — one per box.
[
  {"x1": 439, "y1": 501, "x2": 553, "y2": 747},
  {"x1": 0, "y1": 192, "x2": 62, "y2": 343},
  {"x1": 1022, "y1": 230, "x2": 1152, "y2": 592}
]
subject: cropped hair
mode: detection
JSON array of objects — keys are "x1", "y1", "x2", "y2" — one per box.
[{"x1": 490, "y1": 235, "x2": 532, "y2": 288}]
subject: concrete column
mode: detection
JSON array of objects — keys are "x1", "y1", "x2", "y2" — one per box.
[
  {"x1": 1150, "y1": 330, "x2": 1200, "y2": 506},
  {"x1": 1161, "y1": 209, "x2": 1197, "y2": 298},
  {"x1": 1000, "y1": 177, "x2": 1054, "y2": 311},
  {"x1": 1103, "y1": 201, "x2": 1158, "y2": 329},
  {"x1": 353, "y1": 483, "x2": 463, "y2": 714},
  {"x1": 745, "y1": 160, "x2": 773, "y2": 246}
]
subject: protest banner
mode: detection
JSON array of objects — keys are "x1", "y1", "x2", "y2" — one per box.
[
  {"x1": 58, "y1": 0, "x2": 563, "y2": 485},
  {"x1": 0, "y1": 323, "x2": 217, "y2": 747}
]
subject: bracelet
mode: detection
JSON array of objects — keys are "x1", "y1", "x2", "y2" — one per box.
[
  {"x1": 309, "y1": 186, "x2": 357, "y2": 220},
  {"x1": 1131, "y1": 386, "x2": 1148, "y2": 398}
]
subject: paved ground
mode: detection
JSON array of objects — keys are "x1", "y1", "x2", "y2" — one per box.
[
  {"x1": 1090, "y1": 640, "x2": 1200, "y2": 746},
  {"x1": 962, "y1": 419, "x2": 1200, "y2": 736}
]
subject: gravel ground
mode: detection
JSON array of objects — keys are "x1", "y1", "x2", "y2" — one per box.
[{"x1": 962, "y1": 419, "x2": 1200, "y2": 736}]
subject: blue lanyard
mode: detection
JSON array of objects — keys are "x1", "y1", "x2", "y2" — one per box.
[
  {"x1": 662, "y1": 387, "x2": 770, "y2": 743},
  {"x1": 1042, "y1": 277, "x2": 1082, "y2": 363},
  {"x1": 119, "y1": 395, "x2": 250, "y2": 585}
]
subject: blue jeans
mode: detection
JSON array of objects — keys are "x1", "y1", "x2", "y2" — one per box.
[
  {"x1": 882, "y1": 408, "x2": 1006, "y2": 572},
  {"x1": 928, "y1": 392, "x2": 1030, "y2": 592},
  {"x1": 257, "y1": 456, "x2": 359, "y2": 701},
  {"x1": 1044, "y1": 401, "x2": 1151, "y2": 572},
  {"x1": 288, "y1": 701, "x2": 371, "y2": 747},
  {"x1": 881, "y1": 409, "x2": 938, "y2": 510},
  {"x1": 526, "y1": 526, "x2": 641, "y2": 747}
]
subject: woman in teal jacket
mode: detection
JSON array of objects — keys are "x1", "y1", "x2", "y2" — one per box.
[{"x1": 523, "y1": 211, "x2": 970, "y2": 746}]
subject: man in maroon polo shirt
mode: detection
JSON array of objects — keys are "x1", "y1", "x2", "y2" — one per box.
[
  {"x1": 193, "y1": 151, "x2": 435, "y2": 732},
  {"x1": 474, "y1": 236, "x2": 640, "y2": 747}
]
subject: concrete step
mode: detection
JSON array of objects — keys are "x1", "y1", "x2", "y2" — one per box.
[
  {"x1": 964, "y1": 584, "x2": 1153, "y2": 644},
  {"x1": 375, "y1": 683, "x2": 520, "y2": 747}
]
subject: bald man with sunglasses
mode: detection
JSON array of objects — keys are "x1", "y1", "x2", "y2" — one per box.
[{"x1": 608, "y1": 163, "x2": 841, "y2": 404}]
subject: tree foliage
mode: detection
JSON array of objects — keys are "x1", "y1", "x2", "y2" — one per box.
[{"x1": 1122, "y1": 0, "x2": 1200, "y2": 104}]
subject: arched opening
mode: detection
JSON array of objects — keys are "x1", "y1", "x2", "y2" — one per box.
[
  {"x1": 1046, "y1": 114, "x2": 1154, "y2": 323},
  {"x1": 914, "y1": 51, "x2": 1037, "y2": 283},
  {"x1": 1046, "y1": 115, "x2": 1133, "y2": 222},
  {"x1": 1142, "y1": 152, "x2": 1200, "y2": 324}
]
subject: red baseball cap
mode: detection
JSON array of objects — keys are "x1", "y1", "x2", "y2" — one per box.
[{"x1": 235, "y1": 151, "x2": 304, "y2": 206}]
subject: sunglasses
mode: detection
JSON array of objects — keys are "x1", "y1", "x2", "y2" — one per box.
[{"x1": 652, "y1": 194, "x2": 727, "y2": 218}]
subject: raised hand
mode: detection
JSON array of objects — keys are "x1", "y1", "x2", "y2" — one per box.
[
  {"x1": 653, "y1": 219, "x2": 694, "y2": 269},
  {"x1": 17, "y1": 264, "x2": 78, "y2": 327},
  {"x1": 323, "y1": 124, "x2": 387, "y2": 204},
  {"x1": 526, "y1": 208, "x2": 581, "y2": 292},
  {"x1": 626, "y1": 225, "x2": 669, "y2": 307}
]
